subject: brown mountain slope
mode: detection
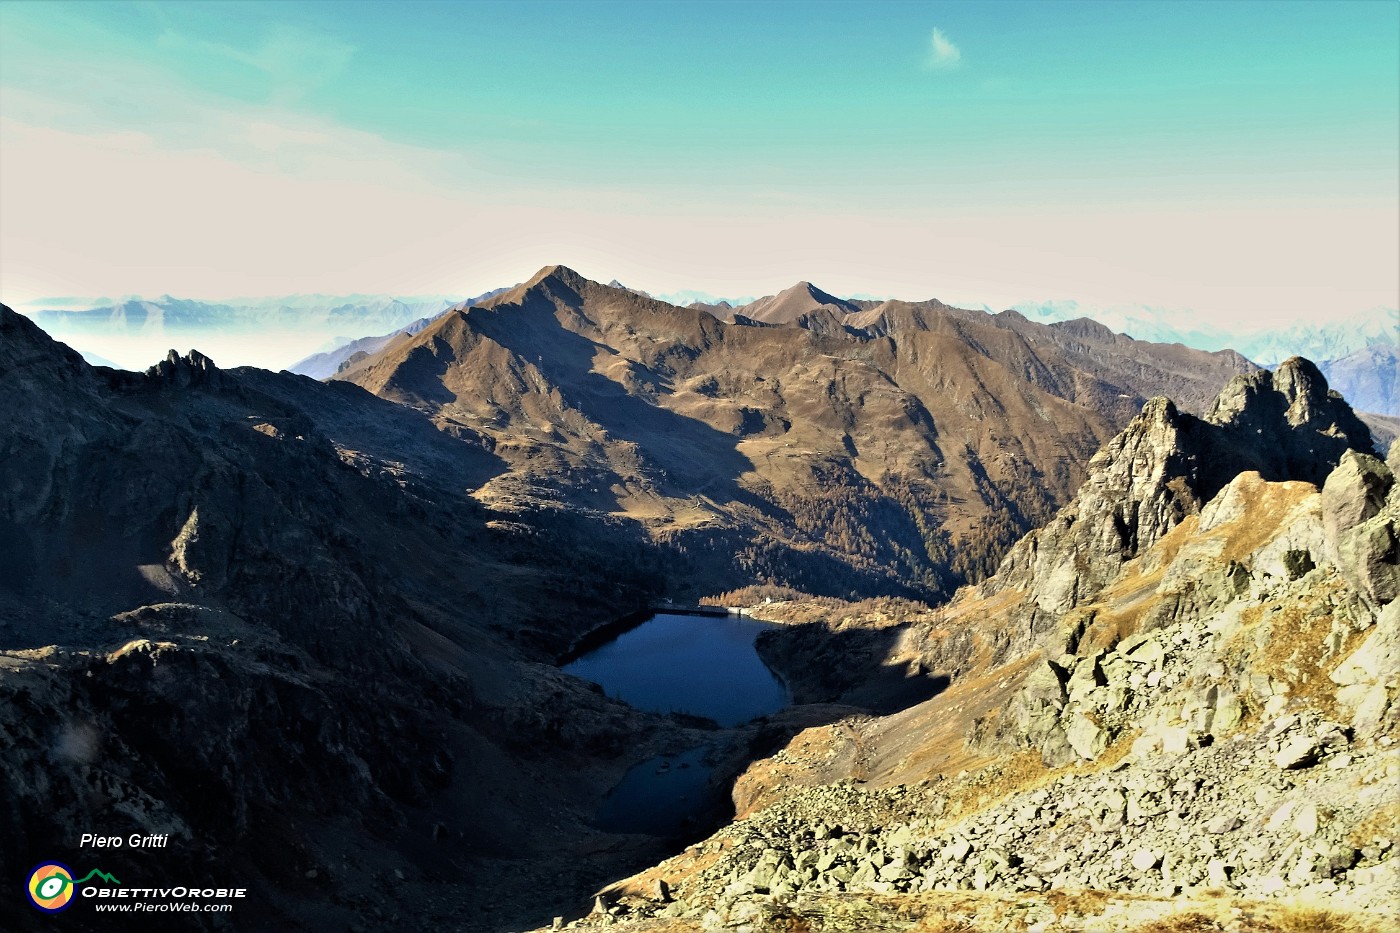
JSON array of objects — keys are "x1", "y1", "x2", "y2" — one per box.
[
  {"x1": 731, "y1": 281, "x2": 868, "y2": 324},
  {"x1": 338, "y1": 265, "x2": 1257, "y2": 601}
]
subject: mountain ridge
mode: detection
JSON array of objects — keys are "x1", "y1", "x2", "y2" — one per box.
[{"x1": 334, "y1": 265, "x2": 1260, "y2": 602}]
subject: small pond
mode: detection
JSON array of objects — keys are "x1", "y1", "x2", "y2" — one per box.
[{"x1": 594, "y1": 745, "x2": 721, "y2": 837}]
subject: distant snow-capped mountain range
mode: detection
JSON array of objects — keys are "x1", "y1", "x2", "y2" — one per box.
[{"x1": 1008, "y1": 300, "x2": 1397, "y2": 367}]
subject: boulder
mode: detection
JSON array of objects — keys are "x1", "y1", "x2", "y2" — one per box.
[
  {"x1": 1293, "y1": 801, "x2": 1320, "y2": 838},
  {"x1": 1332, "y1": 600, "x2": 1400, "y2": 737},
  {"x1": 1274, "y1": 736, "x2": 1320, "y2": 770},
  {"x1": 1131, "y1": 849, "x2": 1160, "y2": 872},
  {"x1": 1065, "y1": 712, "x2": 1108, "y2": 761},
  {"x1": 1322, "y1": 451, "x2": 1393, "y2": 543},
  {"x1": 1206, "y1": 858, "x2": 1232, "y2": 888}
]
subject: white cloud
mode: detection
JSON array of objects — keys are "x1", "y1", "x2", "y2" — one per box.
[{"x1": 927, "y1": 27, "x2": 962, "y2": 70}]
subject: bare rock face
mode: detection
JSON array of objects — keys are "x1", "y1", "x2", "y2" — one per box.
[
  {"x1": 1322, "y1": 451, "x2": 1391, "y2": 533},
  {"x1": 990, "y1": 397, "x2": 1205, "y2": 618},
  {"x1": 977, "y1": 359, "x2": 1375, "y2": 642},
  {"x1": 1205, "y1": 357, "x2": 1375, "y2": 488},
  {"x1": 1323, "y1": 450, "x2": 1398, "y2": 605},
  {"x1": 145, "y1": 348, "x2": 223, "y2": 389}
]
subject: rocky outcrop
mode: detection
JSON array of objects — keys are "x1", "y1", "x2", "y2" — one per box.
[
  {"x1": 1323, "y1": 449, "x2": 1399, "y2": 606},
  {"x1": 985, "y1": 397, "x2": 1206, "y2": 620},
  {"x1": 1205, "y1": 357, "x2": 1375, "y2": 488},
  {"x1": 974, "y1": 359, "x2": 1374, "y2": 659},
  {"x1": 144, "y1": 348, "x2": 223, "y2": 389}
]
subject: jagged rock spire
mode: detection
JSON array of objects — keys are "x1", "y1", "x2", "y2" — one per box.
[{"x1": 981, "y1": 359, "x2": 1375, "y2": 618}]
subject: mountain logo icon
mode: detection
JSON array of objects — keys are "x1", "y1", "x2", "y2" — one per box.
[{"x1": 26, "y1": 862, "x2": 121, "y2": 913}]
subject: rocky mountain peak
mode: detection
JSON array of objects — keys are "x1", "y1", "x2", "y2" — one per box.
[
  {"x1": 1206, "y1": 356, "x2": 1373, "y2": 487},
  {"x1": 737, "y1": 280, "x2": 863, "y2": 324},
  {"x1": 1211, "y1": 356, "x2": 1336, "y2": 429},
  {"x1": 1048, "y1": 316, "x2": 1118, "y2": 341},
  {"x1": 144, "y1": 348, "x2": 222, "y2": 389},
  {"x1": 979, "y1": 358, "x2": 1374, "y2": 624},
  {"x1": 476, "y1": 263, "x2": 596, "y2": 314},
  {"x1": 522, "y1": 263, "x2": 587, "y2": 292}
]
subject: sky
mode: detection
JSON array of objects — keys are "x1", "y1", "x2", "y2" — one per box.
[{"x1": 1, "y1": 0, "x2": 1397, "y2": 329}]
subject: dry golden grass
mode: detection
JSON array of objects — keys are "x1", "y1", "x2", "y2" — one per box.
[
  {"x1": 539, "y1": 890, "x2": 1389, "y2": 933},
  {"x1": 1125, "y1": 904, "x2": 1388, "y2": 933},
  {"x1": 1228, "y1": 484, "x2": 1319, "y2": 563},
  {"x1": 1128, "y1": 912, "x2": 1223, "y2": 933},
  {"x1": 1263, "y1": 907, "x2": 1382, "y2": 933},
  {"x1": 1220, "y1": 575, "x2": 1362, "y2": 723},
  {"x1": 1348, "y1": 796, "x2": 1400, "y2": 849},
  {"x1": 940, "y1": 749, "x2": 1047, "y2": 822}
]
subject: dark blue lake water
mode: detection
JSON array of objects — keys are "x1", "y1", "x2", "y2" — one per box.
[
  {"x1": 561, "y1": 612, "x2": 788, "y2": 727},
  {"x1": 594, "y1": 746, "x2": 718, "y2": 837}
]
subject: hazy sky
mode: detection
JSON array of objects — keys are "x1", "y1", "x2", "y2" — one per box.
[{"x1": 1, "y1": 0, "x2": 1397, "y2": 327}]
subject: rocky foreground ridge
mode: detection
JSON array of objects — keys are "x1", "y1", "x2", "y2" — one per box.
[
  {"x1": 0, "y1": 305, "x2": 712, "y2": 932},
  {"x1": 547, "y1": 362, "x2": 1399, "y2": 932}
]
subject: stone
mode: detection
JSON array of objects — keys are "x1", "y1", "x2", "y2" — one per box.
[
  {"x1": 1067, "y1": 655, "x2": 1107, "y2": 704},
  {"x1": 1206, "y1": 814, "x2": 1241, "y2": 834},
  {"x1": 1118, "y1": 633, "x2": 1150, "y2": 654},
  {"x1": 1322, "y1": 451, "x2": 1392, "y2": 542},
  {"x1": 878, "y1": 862, "x2": 913, "y2": 882},
  {"x1": 1213, "y1": 692, "x2": 1244, "y2": 733},
  {"x1": 1158, "y1": 725, "x2": 1191, "y2": 756},
  {"x1": 1288, "y1": 853, "x2": 1318, "y2": 886},
  {"x1": 1206, "y1": 858, "x2": 1231, "y2": 888},
  {"x1": 1339, "y1": 519, "x2": 1400, "y2": 605},
  {"x1": 1022, "y1": 660, "x2": 1070, "y2": 708},
  {"x1": 1266, "y1": 802, "x2": 1296, "y2": 833},
  {"x1": 1040, "y1": 726, "x2": 1077, "y2": 768},
  {"x1": 1131, "y1": 849, "x2": 1160, "y2": 872},
  {"x1": 1130, "y1": 734, "x2": 1161, "y2": 759},
  {"x1": 1066, "y1": 712, "x2": 1108, "y2": 760},
  {"x1": 1125, "y1": 639, "x2": 1165, "y2": 667},
  {"x1": 1274, "y1": 735, "x2": 1320, "y2": 770},
  {"x1": 1293, "y1": 802, "x2": 1320, "y2": 838}
]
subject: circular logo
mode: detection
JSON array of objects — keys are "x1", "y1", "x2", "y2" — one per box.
[{"x1": 27, "y1": 862, "x2": 76, "y2": 913}]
